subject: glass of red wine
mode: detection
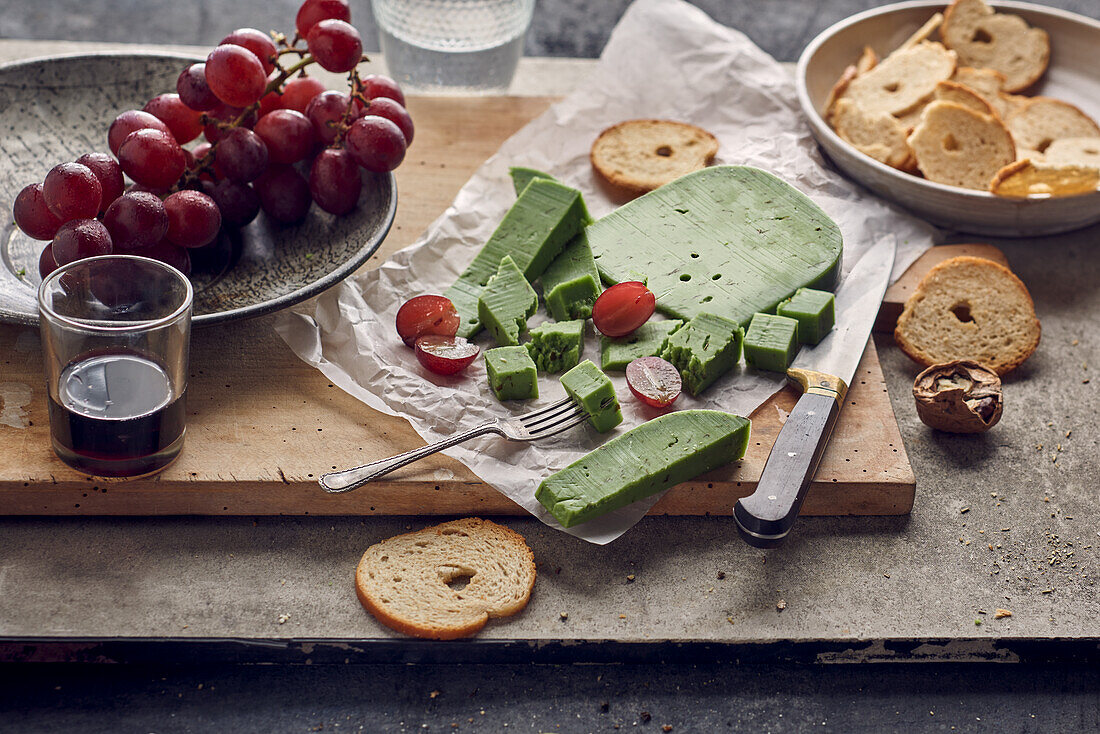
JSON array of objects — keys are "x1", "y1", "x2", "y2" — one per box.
[{"x1": 38, "y1": 255, "x2": 193, "y2": 478}]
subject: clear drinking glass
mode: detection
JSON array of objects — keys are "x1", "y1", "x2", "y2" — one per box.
[
  {"x1": 38, "y1": 255, "x2": 192, "y2": 478},
  {"x1": 371, "y1": 0, "x2": 536, "y2": 94}
]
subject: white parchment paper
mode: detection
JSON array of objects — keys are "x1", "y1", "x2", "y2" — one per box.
[{"x1": 274, "y1": 0, "x2": 937, "y2": 544}]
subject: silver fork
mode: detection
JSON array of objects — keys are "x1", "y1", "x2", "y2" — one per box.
[{"x1": 319, "y1": 397, "x2": 589, "y2": 493}]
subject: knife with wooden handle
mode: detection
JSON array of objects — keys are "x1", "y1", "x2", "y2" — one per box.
[{"x1": 734, "y1": 239, "x2": 896, "y2": 548}]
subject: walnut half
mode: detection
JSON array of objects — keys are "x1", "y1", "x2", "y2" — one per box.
[{"x1": 913, "y1": 360, "x2": 1003, "y2": 433}]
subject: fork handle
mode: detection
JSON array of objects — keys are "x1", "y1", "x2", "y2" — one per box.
[{"x1": 318, "y1": 422, "x2": 500, "y2": 494}]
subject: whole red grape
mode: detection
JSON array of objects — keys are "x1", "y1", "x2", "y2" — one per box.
[
  {"x1": 38, "y1": 243, "x2": 59, "y2": 279},
  {"x1": 177, "y1": 63, "x2": 220, "y2": 112},
  {"x1": 142, "y1": 239, "x2": 192, "y2": 277},
  {"x1": 307, "y1": 19, "x2": 362, "y2": 73},
  {"x1": 43, "y1": 163, "x2": 102, "y2": 221},
  {"x1": 203, "y1": 179, "x2": 261, "y2": 228},
  {"x1": 363, "y1": 96, "x2": 414, "y2": 145},
  {"x1": 164, "y1": 190, "x2": 222, "y2": 248},
  {"x1": 345, "y1": 116, "x2": 406, "y2": 172},
  {"x1": 103, "y1": 191, "x2": 169, "y2": 251},
  {"x1": 309, "y1": 148, "x2": 361, "y2": 215},
  {"x1": 221, "y1": 28, "x2": 278, "y2": 75},
  {"x1": 216, "y1": 127, "x2": 269, "y2": 183},
  {"x1": 255, "y1": 109, "x2": 315, "y2": 164},
  {"x1": 254, "y1": 165, "x2": 311, "y2": 224},
  {"x1": 143, "y1": 93, "x2": 204, "y2": 144},
  {"x1": 305, "y1": 90, "x2": 360, "y2": 145},
  {"x1": 108, "y1": 110, "x2": 171, "y2": 156},
  {"x1": 51, "y1": 218, "x2": 113, "y2": 266},
  {"x1": 118, "y1": 129, "x2": 188, "y2": 191},
  {"x1": 75, "y1": 153, "x2": 125, "y2": 214},
  {"x1": 205, "y1": 44, "x2": 267, "y2": 107},
  {"x1": 296, "y1": 0, "x2": 351, "y2": 38},
  {"x1": 202, "y1": 102, "x2": 253, "y2": 144},
  {"x1": 592, "y1": 281, "x2": 656, "y2": 337},
  {"x1": 13, "y1": 183, "x2": 63, "y2": 240},
  {"x1": 360, "y1": 74, "x2": 406, "y2": 107},
  {"x1": 258, "y1": 80, "x2": 283, "y2": 119},
  {"x1": 280, "y1": 76, "x2": 326, "y2": 114}
]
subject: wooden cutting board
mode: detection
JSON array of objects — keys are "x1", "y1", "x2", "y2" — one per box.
[{"x1": 0, "y1": 96, "x2": 935, "y2": 518}]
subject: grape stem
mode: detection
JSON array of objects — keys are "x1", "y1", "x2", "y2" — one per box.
[{"x1": 332, "y1": 67, "x2": 374, "y2": 146}]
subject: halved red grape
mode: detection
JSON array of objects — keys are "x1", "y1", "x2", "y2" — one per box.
[
  {"x1": 216, "y1": 127, "x2": 269, "y2": 183},
  {"x1": 203, "y1": 179, "x2": 261, "y2": 228},
  {"x1": 13, "y1": 183, "x2": 63, "y2": 240},
  {"x1": 75, "y1": 153, "x2": 125, "y2": 214},
  {"x1": 396, "y1": 295, "x2": 459, "y2": 347},
  {"x1": 43, "y1": 163, "x2": 102, "y2": 222},
  {"x1": 625, "y1": 356, "x2": 681, "y2": 408},
  {"x1": 296, "y1": 0, "x2": 351, "y2": 38},
  {"x1": 103, "y1": 191, "x2": 168, "y2": 251},
  {"x1": 280, "y1": 76, "x2": 326, "y2": 114},
  {"x1": 177, "y1": 64, "x2": 220, "y2": 112},
  {"x1": 38, "y1": 243, "x2": 59, "y2": 279},
  {"x1": 255, "y1": 109, "x2": 315, "y2": 164},
  {"x1": 592, "y1": 281, "x2": 656, "y2": 338},
  {"x1": 345, "y1": 116, "x2": 406, "y2": 172},
  {"x1": 51, "y1": 219, "x2": 113, "y2": 266},
  {"x1": 221, "y1": 28, "x2": 278, "y2": 75},
  {"x1": 359, "y1": 74, "x2": 405, "y2": 107},
  {"x1": 205, "y1": 44, "x2": 267, "y2": 107},
  {"x1": 143, "y1": 93, "x2": 204, "y2": 144},
  {"x1": 363, "y1": 96, "x2": 414, "y2": 145},
  {"x1": 253, "y1": 165, "x2": 311, "y2": 223},
  {"x1": 309, "y1": 148, "x2": 361, "y2": 215},
  {"x1": 164, "y1": 190, "x2": 222, "y2": 248},
  {"x1": 118, "y1": 129, "x2": 188, "y2": 190},
  {"x1": 307, "y1": 19, "x2": 362, "y2": 73},
  {"x1": 305, "y1": 90, "x2": 358, "y2": 145},
  {"x1": 108, "y1": 110, "x2": 171, "y2": 155},
  {"x1": 414, "y1": 335, "x2": 479, "y2": 376}
]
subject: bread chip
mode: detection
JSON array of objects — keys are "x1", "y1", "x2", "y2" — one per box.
[
  {"x1": 952, "y1": 67, "x2": 1005, "y2": 100},
  {"x1": 841, "y1": 41, "x2": 957, "y2": 117},
  {"x1": 1005, "y1": 98, "x2": 1100, "y2": 154},
  {"x1": 590, "y1": 120, "x2": 718, "y2": 196},
  {"x1": 894, "y1": 256, "x2": 1040, "y2": 375},
  {"x1": 941, "y1": 0, "x2": 1050, "y2": 92},
  {"x1": 832, "y1": 98, "x2": 913, "y2": 169},
  {"x1": 355, "y1": 518, "x2": 536, "y2": 640},
  {"x1": 907, "y1": 101, "x2": 1015, "y2": 189},
  {"x1": 899, "y1": 12, "x2": 944, "y2": 50},
  {"x1": 1042, "y1": 137, "x2": 1100, "y2": 170},
  {"x1": 989, "y1": 159, "x2": 1099, "y2": 197},
  {"x1": 857, "y1": 46, "x2": 879, "y2": 75},
  {"x1": 934, "y1": 80, "x2": 996, "y2": 117},
  {"x1": 824, "y1": 64, "x2": 859, "y2": 126}
]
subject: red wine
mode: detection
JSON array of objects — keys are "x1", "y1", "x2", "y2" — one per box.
[{"x1": 49, "y1": 352, "x2": 186, "y2": 477}]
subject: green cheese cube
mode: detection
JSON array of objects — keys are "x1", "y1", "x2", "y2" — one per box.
[
  {"x1": 588, "y1": 166, "x2": 842, "y2": 328},
  {"x1": 660, "y1": 313, "x2": 744, "y2": 395},
  {"x1": 526, "y1": 320, "x2": 585, "y2": 373},
  {"x1": 560, "y1": 360, "x2": 622, "y2": 433},
  {"x1": 536, "y1": 410, "x2": 751, "y2": 527},
  {"x1": 446, "y1": 179, "x2": 590, "y2": 338},
  {"x1": 540, "y1": 232, "x2": 602, "y2": 321},
  {"x1": 599, "y1": 319, "x2": 684, "y2": 371},
  {"x1": 744, "y1": 313, "x2": 800, "y2": 372},
  {"x1": 777, "y1": 287, "x2": 835, "y2": 344},
  {"x1": 485, "y1": 346, "x2": 538, "y2": 401},
  {"x1": 478, "y1": 255, "x2": 537, "y2": 347},
  {"x1": 509, "y1": 166, "x2": 556, "y2": 196}
]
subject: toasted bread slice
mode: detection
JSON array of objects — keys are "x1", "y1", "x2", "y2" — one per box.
[
  {"x1": 907, "y1": 101, "x2": 1015, "y2": 189},
  {"x1": 355, "y1": 518, "x2": 536, "y2": 640},
  {"x1": 899, "y1": 12, "x2": 944, "y2": 51},
  {"x1": 990, "y1": 159, "x2": 1100, "y2": 197},
  {"x1": 590, "y1": 120, "x2": 718, "y2": 196},
  {"x1": 894, "y1": 256, "x2": 1040, "y2": 375},
  {"x1": 841, "y1": 41, "x2": 956, "y2": 117},
  {"x1": 1042, "y1": 137, "x2": 1100, "y2": 170},
  {"x1": 952, "y1": 66, "x2": 1005, "y2": 100},
  {"x1": 832, "y1": 98, "x2": 914, "y2": 169},
  {"x1": 1005, "y1": 98, "x2": 1100, "y2": 154},
  {"x1": 934, "y1": 80, "x2": 996, "y2": 117},
  {"x1": 941, "y1": 0, "x2": 1050, "y2": 92},
  {"x1": 856, "y1": 46, "x2": 879, "y2": 75}
]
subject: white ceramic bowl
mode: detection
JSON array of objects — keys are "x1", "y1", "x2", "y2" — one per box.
[{"x1": 797, "y1": 0, "x2": 1100, "y2": 237}]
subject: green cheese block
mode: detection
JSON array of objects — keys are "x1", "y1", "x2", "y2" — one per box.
[
  {"x1": 478, "y1": 255, "x2": 537, "y2": 347},
  {"x1": 600, "y1": 319, "x2": 684, "y2": 371},
  {"x1": 485, "y1": 346, "x2": 539, "y2": 401},
  {"x1": 540, "y1": 232, "x2": 603, "y2": 321},
  {"x1": 660, "y1": 313, "x2": 744, "y2": 396},
  {"x1": 744, "y1": 313, "x2": 800, "y2": 372},
  {"x1": 526, "y1": 319, "x2": 585, "y2": 373},
  {"x1": 587, "y1": 166, "x2": 843, "y2": 328},
  {"x1": 777, "y1": 287, "x2": 836, "y2": 344},
  {"x1": 446, "y1": 179, "x2": 591, "y2": 338},
  {"x1": 560, "y1": 360, "x2": 622, "y2": 433},
  {"x1": 509, "y1": 166, "x2": 557, "y2": 196},
  {"x1": 536, "y1": 410, "x2": 751, "y2": 528}
]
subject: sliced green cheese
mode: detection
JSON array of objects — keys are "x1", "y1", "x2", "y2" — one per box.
[
  {"x1": 536, "y1": 410, "x2": 751, "y2": 527},
  {"x1": 560, "y1": 360, "x2": 622, "y2": 433},
  {"x1": 485, "y1": 346, "x2": 538, "y2": 401},
  {"x1": 778, "y1": 287, "x2": 836, "y2": 344},
  {"x1": 526, "y1": 319, "x2": 584, "y2": 373},
  {"x1": 660, "y1": 313, "x2": 744, "y2": 395},
  {"x1": 446, "y1": 179, "x2": 590, "y2": 338},
  {"x1": 509, "y1": 166, "x2": 556, "y2": 195},
  {"x1": 600, "y1": 319, "x2": 684, "y2": 371},
  {"x1": 744, "y1": 313, "x2": 800, "y2": 372},
  {"x1": 478, "y1": 255, "x2": 537, "y2": 347},
  {"x1": 540, "y1": 232, "x2": 602, "y2": 321},
  {"x1": 587, "y1": 166, "x2": 843, "y2": 328}
]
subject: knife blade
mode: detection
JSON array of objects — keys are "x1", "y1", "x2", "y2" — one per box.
[{"x1": 733, "y1": 239, "x2": 897, "y2": 548}]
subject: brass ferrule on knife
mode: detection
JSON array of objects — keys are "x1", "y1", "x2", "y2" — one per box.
[{"x1": 786, "y1": 368, "x2": 849, "y2": 403}]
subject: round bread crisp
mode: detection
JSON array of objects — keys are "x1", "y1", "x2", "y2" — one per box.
[
  {"x1": 1042, "y1": 137, "x2": 1100, "y2": 170},
  {"x1": 894, "y1": 256, "x2": 1040, "y2": 375},
  {"x1": 355, "y1": 517, "x2": 536, "y2": 640},
  {"x1": 831, "y1": 98, "x2": 913, "y2": 169},
  {"x1": 941, "y1": 0, "x2": 1050, "y2": 93},
  {"x1": 841, "y1": 41, "x2": 957, "y2": 118},
  {"x1": 1004, "y1": 98, "x2": 1100, "y2": 155},
  {"x1": 907, "y1": 100, "x2": 1015, "y2": 190},
  {"x1": 590, "y1": 119, "x2": 718, "y2": 196}
]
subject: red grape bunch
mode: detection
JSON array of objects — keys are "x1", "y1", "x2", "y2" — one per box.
[{"x1": 14, "y1": 0, "x2": 414, "y2": 286}]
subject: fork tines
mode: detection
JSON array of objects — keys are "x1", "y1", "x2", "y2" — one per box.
[{"x1": 521, "y1": 398, "x2": 588, "y2": 436}]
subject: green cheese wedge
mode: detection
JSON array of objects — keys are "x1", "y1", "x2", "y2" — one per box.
[
  {"x1": 560, "y1": 360, "x2": 622, "y2": 433},
  {"x1": 588, "y1": 166, "x2": 843, "y2": 328},
  {"x1": 478, "y1": 255, "x2": 538, "y2": 347},
  {"x1": 660, "y1": 313, "x2": 744, "y2": 395},
  {"x1": 777, "y1": 287, "x2": 836, "y2": 344},
  {"x1": 485, "y1": 346, "x2": 538, "y2": 401},
  {"x1": 744, "y1": 313, "x2": 800, "y2": 372},
  {"x1": 446, "y1": 179, "x2": 590, "y2": 338},
  {"x1": 540, "y1": 232, "x2": 603, "y2": 321},
  {"x1": 536, "y1": 410, "x2": 751, "y2": 527},
  {"x1": 509, "y1": 166, "x2": 557, "y2": 195},
  {"x1": 526, "y1": 319, "x2": 585, "y2": 373},
  {"x1": 600, "y1": 319, "x2": 684, "y2": 371}
]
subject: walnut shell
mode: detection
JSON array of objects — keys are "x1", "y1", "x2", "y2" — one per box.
[{"x1": 913, "y1": 360, "x2": 1003, "y2": 433}]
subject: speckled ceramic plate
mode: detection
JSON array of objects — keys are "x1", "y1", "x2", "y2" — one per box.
[{"x1": 0, "y1": 53, "x2": 396, "y2": 327}]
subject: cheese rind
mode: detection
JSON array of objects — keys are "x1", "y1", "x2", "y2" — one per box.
[
  {"x1": 446, "y1": 179, "x2": 590, "y2": 338},
  {"x1": 485, "y1": 346, "x2": 538, "y2": 400},
  {"x1": 526, "y1": 320, "x2": 585, "y2": 374},
  {"x1": 660, "y1": 313, "x2": 744, "y2": 395},
  {"x1": 777, "y1": 287, "x2": 836, "y2": 344},
  {"x1": 478, "y1": 255, "x2": 538, "y2": 347},
  {"x1": 560, "y1": 360, "x2": 622, "y2": 433},
  {"x1": 535, "y1": 409, "x2": 751, "y2": 527},
  {"x1": 587, "y1": 165, "x2": 843, "y2": 327},
  {"x1": 541, "y1": 232, "x2": 602, "y2": 321},
  {"x1": 744, "y1": 313, "x2": 800, "y2": 372},
  {"x1": 600, "y1": 319, "x2": 684, "y2": 371},
  {"x1": 509, "y1": 166, "x2": 556, "y2": 196}
]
